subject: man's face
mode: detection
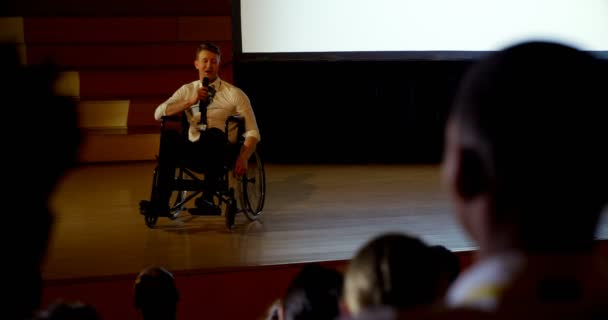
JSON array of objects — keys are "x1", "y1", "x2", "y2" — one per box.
[{"x1": 194, "y1": 49, "x2": 220, "y2": 82}]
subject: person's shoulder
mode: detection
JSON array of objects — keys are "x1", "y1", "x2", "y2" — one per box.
[
  {"x1": 184, "y1": 80, "x2": 200, "y2": 88},
  {"x1": 219, "y1": 80, "x2": 249, "y2": 98},
  {"x1": 171, "y1": 80, "x2": 199, "y2": 95},
  {"x1": 218, "y1": 79, "x2": 241, "y2": 91}
]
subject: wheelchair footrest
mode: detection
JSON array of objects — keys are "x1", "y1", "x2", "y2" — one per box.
[
  {"x1": 139, "y1": 200, "x2": 153, "y2": 216},
  {"x1": 173, "y1": 179, "x2": 206, "y2": 191},
  {"x1": 189, "y1": 197, "x2": 222, "y2": 216},
  {"x1": 188, "y1": 207, "x2": 221, "y2": 216}
]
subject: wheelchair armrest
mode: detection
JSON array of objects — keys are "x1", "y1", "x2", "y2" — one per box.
[
  {"x1": 161, "y1": 115, "x2": 182, "y2": 123},
  {"x1": 161, "y1": 114, "x2": 187, "y2": 134},
  {"x1": 227, "y1": 115, "x2": 244, "y2": 124}
]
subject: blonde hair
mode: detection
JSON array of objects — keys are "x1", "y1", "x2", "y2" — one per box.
[{"x1": 344, "y1": 233, "x2": 439, "y2": 314}]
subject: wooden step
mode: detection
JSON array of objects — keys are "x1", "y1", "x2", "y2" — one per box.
[
  {"x1": 8, "y1": 1, "x2": 231, "y2": 17},
  {"x1": 23, "y1": 16, "x2": 231, "y2": 44},
  {"x1": 79, "y1": 130, "x2": 159, "y2": 162},
  {"x1": 76, "y1": 99, "x2": 161, "y2": 162},
  {"x1": 27, "y1": 41, "x2": 233, "y2": 68},
  {"x1": 0, "y1": 17, "x2": 26, "y2": 63},
  {"x1": 78, "y1": 67, "x2": 233, "y2": 99},
  {"x1": 24, "y1": 17, "x2": 179, "y2": 44}
]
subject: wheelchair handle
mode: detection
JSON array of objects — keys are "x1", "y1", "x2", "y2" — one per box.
[
  {"x1": 227, "y1": 115, "x2": 244, "y2": 123},
  {"x1": 162, "y1": 115, "x2": 242, "y2": 124}
]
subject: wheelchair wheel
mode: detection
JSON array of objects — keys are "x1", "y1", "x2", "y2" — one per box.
[
  {"x1": 238, "y1": 150, "x2": 266, "y2": 221},
  {"x1": 144, "y1": 214, "x2": 158, "y2": 229},
  {"x1": 141, "y1": 166, "x2": 162, "y2": 229}
]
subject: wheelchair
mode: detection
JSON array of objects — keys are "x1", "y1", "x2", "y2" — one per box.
[{"x1": 139, "y1": 114, "x2": 265, "y2": 230}]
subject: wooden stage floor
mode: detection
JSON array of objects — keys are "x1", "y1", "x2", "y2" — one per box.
[{"x1": 45, "y1": 162, "x2": 608, "y2": 281}]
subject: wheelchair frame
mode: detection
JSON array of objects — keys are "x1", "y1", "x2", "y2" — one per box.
[{"x1": 139, "y1": 114, "x2": 266, "y2": 230}]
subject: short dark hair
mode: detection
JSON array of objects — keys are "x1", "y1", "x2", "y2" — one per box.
[
  {"x1": 134, "y1": 266, "x2": 179, "y2": 319},
  {"x1": 283, "y1": 263, "x2": 343, "y2": 320},
  {"x1": 196, "y1": 42, "x2": 221, "y2": 58}
]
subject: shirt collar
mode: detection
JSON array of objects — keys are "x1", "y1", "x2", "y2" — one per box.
[
  {"x1": 196, "y1": 77, "x2": 221, "y2": 89},
  {"x1": 210, "y1": 77, "x2": 221, "y2": 87}
]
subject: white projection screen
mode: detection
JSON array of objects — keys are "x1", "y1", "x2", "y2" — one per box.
[{"x1": 234, "y1": 0, "x2": 608, "y2": 61}]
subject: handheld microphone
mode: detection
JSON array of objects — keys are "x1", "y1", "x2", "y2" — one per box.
[
  {"x1": 204, "y1": 77, "x2": 216, "y2": 100},
  {"x1": 198, "y1": 77, "x2": 210, "y2": 126},
  {"x1": 200, "y1": 77, "x2": 210, "y2": 108}
]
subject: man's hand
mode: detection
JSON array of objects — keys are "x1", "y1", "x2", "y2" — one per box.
[
  {"x1": 167, "y1": 87, "x2": 208, "y2": 116},
  {"x1": 187, "y1": 86, "x2": 211, "y2": 106},
  {"x1": 234, "y1": 154, "x2": 248, "y2": 176},
  {"x1": 235, "y1": 136, "x2": 258, "y2": 176}
]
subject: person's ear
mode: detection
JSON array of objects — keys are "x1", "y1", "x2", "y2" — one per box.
[
  {"x1": 456, "y1": 148, "x2": 489, "y2": 200},
  {"x1": 194, "y1": 60, "x2": 200, "y2": 69}
]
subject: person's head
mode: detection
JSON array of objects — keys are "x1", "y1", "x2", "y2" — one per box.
[
  {"x1": 442, "y1": 41, "x2": 607, "y2": 255},
  {"x1": 344, "y1": 233, "x2": 442, "y2": 315},
  {"x1": 194, "y1": 42, "x2": 221, "y2": 82},
  {"x1": 1, "y1": 42, "x2": 81, "y2": 319},
  {"x1": 134, "y1": 266, "x2": 179, "y2": 320},
  {"x1": 281, "y1": 263, "x2": 343, "y2": 320}
]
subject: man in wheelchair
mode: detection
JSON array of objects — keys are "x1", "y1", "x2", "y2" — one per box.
[{"x1": 149, "y1": 42, "x2": 261, "y2": 218}]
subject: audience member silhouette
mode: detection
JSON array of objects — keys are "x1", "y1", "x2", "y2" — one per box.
[
  {"x1": 343, "y1": 233, "x2": 449, "y2": 317},
  {"x1": 134, "y1": 266, "x2": 180, "y2": 320},
  {"x1": 266, "y1": 263, "x2": 343, "y2": 320},
  {"x1": 441, "y1": 41, "x2": 608, "y2": 318},
  {"x1": 1, "y1": 42, "x2": 81, "y2": 320}
]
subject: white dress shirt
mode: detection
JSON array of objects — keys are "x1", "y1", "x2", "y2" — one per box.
[
  {"x1": 445, "y1": 252, "x2": 524, "y2": 311},
  {"x1": 155, "y1": 77, "x2": 261, "y2": 143}
]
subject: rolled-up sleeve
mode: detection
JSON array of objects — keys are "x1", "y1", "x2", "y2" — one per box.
[
  {"x1": 154, "y1": 102, "x2": 168, "y2": 121},
  {"x1": 154, "y1": 84, "x2": 190, "y2": 121},
  {"x1": 233, "y1": 88, "x2": 261, "y2": 142}
]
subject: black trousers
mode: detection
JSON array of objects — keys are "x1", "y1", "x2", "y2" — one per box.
[{"x1": 156, "y1": 128, "x2": 227, "y2": 212}]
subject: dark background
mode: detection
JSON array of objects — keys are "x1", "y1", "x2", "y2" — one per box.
[{"x1": 235, "y1": 60, "x2": 472, "y2": 163}]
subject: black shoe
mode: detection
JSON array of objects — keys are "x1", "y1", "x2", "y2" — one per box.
[
  {"x1": 189, "y1": 197, "x2": 221, "y2": 216},
  {"x1": 139, "y1": 200, "x2": 153, "y2": 216}
]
